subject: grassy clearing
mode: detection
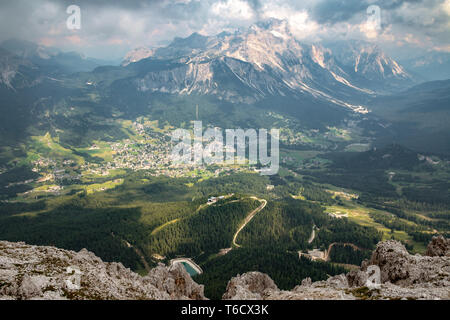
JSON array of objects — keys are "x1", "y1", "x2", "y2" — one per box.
[
  {"x1": 84, "y1": 179, "x2": 124, "y2": 194},
  {"x1": 29, "y1": 133, "x2": 85, "y2": 165},
  {"x1": 325, "y1": 200, "x2": 428, "y2": 254},
  {"x1": 76, "y1": 141, "x2": 115, "y2": 162},
  {"x1": 344, "y1": 143, "x2": 371, "y2": 152},
  {"x1": 326, "y1": 127, "x2": 352, "y2": 141},
  {"x1": 81, "y1": 169, "x2": 127, "y2": 181},
  {"x1": 281, "y1": 150, "x2": 322, "y2": 162},
  {"x1": 326, "y1": 204, "x2": 389, "y2": 233}
]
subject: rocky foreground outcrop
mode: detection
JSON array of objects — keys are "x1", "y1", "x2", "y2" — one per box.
[
  {"x1": 223, "y1": 236, "x2": 450, "y2": 300},
  {"x1": 1, "y1": 237, "x2": 449, "y2": 300},
  {"x1": 0, "y1": 241, "x2": 205, "y2": 300}
]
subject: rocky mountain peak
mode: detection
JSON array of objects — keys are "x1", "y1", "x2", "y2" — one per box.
[
  {"x1": 122, "y1": 47, "x2": 155, "y2": 66},
  {"x1": 0, "y1": 241, "x2": 205, "y2": 300},
  {"x1": 249, "y1": 18, "x2": 292, "y2": 39},
  {"x1": 119, "y1": 19, "x2": 413, "y2": 108},
  {"x1": 1, "y1": 237, "x2": 449, "y2": 300},
  {"x1": 426, "y1": 235, "x2": 450, "y2": 257},
  {"x1": 327, "y1": 40, "x2": 411, "y2": 81},
  {"x1": 171, "y1": 32, "x2": 211, "y2": 49},
  {"x1": 223, "y1": 237, "x2": 450, "y2": 300},
  {"x1": 1, "y1": 39, "x2": 58, "y2": 61}
]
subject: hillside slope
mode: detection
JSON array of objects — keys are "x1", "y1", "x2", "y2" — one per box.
[{"x1": 369, "y1": 80, "x2": 450, "y2": 154}]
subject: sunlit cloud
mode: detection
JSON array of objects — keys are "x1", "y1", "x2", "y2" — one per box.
[
  {"x1": 0, "y1": 0, "x2": 448, "y2": 59},
  {"x1": 211, "y1": 0, "x2": 255, "y2": 20},
  {"x1": 259, "y1": 3, "x2": 320, "y2": 40},
  {"x1": 444, "y1": 0, "x2": 450, "y2": 15}
]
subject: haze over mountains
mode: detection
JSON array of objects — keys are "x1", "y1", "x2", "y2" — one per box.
[
  {"x1": 402, "y1": 51, "x2": 450, "y2": 81},
  {"x1": 0, "y1": 19, "x2": 449, "y2": 155},
  {"x1": 1, "y1": 39, "x2": 114, "y2": 76},
  {"x1": 369, "y1": 79, "x2": 450, "y2": 153}
]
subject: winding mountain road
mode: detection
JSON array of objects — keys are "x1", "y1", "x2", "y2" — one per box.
[
  {"x1": 324, "y1": 242, "x2": 362, "y2": 261},
  {"x1": 308, "y1": 225, "x2": 317, "y2": 244},
  {"x1": 111, "y1": 232, "x2": 151, "y2": 273},
  {"x1": 232, "y1": 197, "x2": 267, "y2": 248}
]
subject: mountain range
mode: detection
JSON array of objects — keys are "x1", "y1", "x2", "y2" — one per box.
[
  {"x1": 0, "y1": 39, "x2": 113, "y2": 81},
  {"x1": 369, "y1": 79, "x2": 450, "y2": 154},
  {"x1": 0, "y1": 19, "x2": 449, "y2": 155},
  {"x1": 402, "y1": 51, "x2": 450, "y2": 82},
  {"x1": 119, "y1": 19, "x2": 415, "y2": 110}
]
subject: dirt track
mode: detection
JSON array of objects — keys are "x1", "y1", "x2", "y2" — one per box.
[
  {"x1": 324, "y1": 242, "x2": 362, "y2": 261},
  {"x1": 232, "y1": 197, "x2": 267, "y2": 248}
]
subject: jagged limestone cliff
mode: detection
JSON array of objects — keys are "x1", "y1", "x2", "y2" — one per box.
[
  {"x1": 223, "y1": 237, "x2": 450, "y2": 300},
  {"x1": 0, "y1": 241, "x2": 205, "y2": 300},
  {"x1": 1, "y1": 237, "x2": 449, "y2": 300}
]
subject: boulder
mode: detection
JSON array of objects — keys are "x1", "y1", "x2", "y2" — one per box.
[{"x1": 426, "y1": 236, "x2": 450, "y2": 257}]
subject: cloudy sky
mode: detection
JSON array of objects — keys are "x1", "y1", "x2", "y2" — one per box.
[{"x1": 0, "y1": 0, "x2": 449, "y2": 60}]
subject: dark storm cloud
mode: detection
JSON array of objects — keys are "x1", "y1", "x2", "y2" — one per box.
[{"x1": 312, "y1": 0, "x2": 368, "y2": 24}]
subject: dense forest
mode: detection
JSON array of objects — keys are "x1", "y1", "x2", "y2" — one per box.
[
  {"x1": 194, "y1": 247, "x2": 347, "y2": 299},
  {"x1": 146, "y1": 198, "x2": 261, "y2": 258},
  {"x1": 328, "y1": 244, "x2": 371, "y2": 265},
  {"x1": 0, "y1": 205, "x2": 146, "y2": 271},
  {"x1": 238, "y1": 198, "x2": 382, "y2": 251},
  {"x1": 0, "y1": 153, "x2": 448, "y2": 297}
]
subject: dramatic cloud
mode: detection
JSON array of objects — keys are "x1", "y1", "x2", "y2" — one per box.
[{"x1": 0, "y1": 0, "x2": 448, "y2": 60}]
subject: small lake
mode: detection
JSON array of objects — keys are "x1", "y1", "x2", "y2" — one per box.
[{"x1": 181, "y1": 262, "x2": 200, "y2": 276}]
